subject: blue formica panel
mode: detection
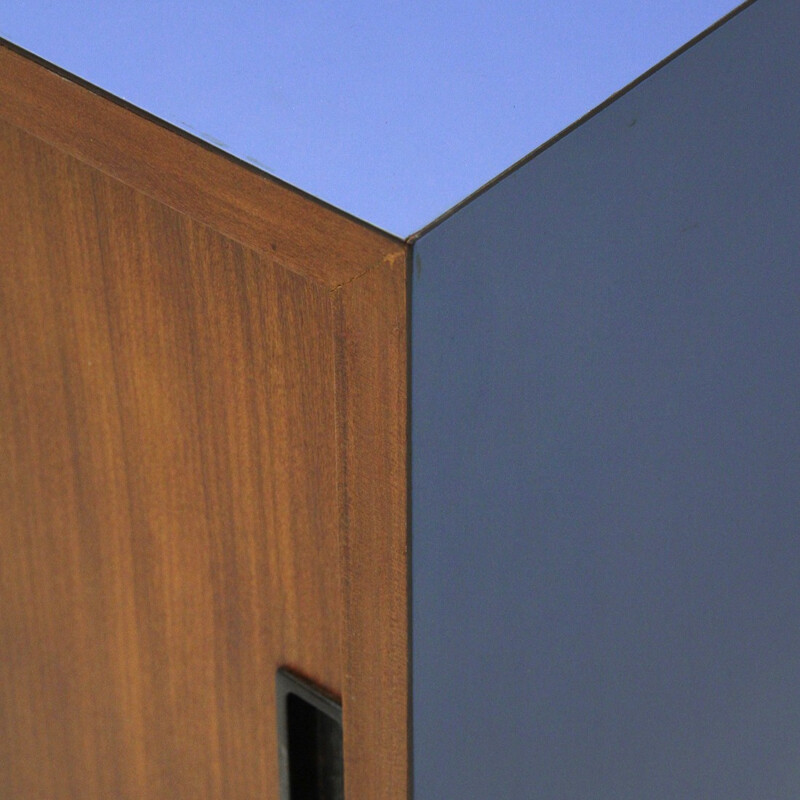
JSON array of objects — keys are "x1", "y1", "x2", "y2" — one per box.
[{"x1": 411, "y1": 0, "x2": 800, "y2": 795}]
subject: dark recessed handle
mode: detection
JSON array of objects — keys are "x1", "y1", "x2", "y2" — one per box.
[{"x1": 276, "y1": 668, "x2": 344, "y2": 800}]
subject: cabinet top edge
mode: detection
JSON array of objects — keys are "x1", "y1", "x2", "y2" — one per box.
[{"x1": 0, "y1": 38, "x2": 406, "y2": 290}]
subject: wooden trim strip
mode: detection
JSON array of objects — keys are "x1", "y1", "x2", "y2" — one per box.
[
  {"x1": 0, "y1": 40, "x2": 402, "y2": 289},
  {"x1": 333, "y1": 251, "x2": 410, "y2": 800}
]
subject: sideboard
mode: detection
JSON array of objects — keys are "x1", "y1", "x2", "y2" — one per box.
[{"x1": 2, "y1": 1, "x2": 799, "y2": 796}]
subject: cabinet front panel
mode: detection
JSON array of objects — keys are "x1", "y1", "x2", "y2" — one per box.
[{"x1": 0, "y1": 119, "x2": 341, "y2": 799}]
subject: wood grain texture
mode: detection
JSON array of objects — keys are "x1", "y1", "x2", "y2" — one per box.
[
  {"x1": 0, "y1": 41, "x2": 411, "y2": 800},
  {"x1": 334, "y1": 253, "x2": 409, "y2": 800},
  {"x1": 0, "y1": 119, "x2": 345, "y2": 799},
  {"x1": 0, "y1": 39, "x2": 402, "y2": 289}
]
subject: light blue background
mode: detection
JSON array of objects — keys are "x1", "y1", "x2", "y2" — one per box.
[{"x1": 1, "y1": 1, "x2": 740, "y2": 235}]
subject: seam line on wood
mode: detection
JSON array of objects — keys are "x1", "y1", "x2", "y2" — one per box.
[{"x1": 329, "y1": 249, "x2": 408, "y2": 295}]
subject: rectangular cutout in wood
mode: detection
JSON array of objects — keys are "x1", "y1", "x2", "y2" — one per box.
[{"x1": 276, "y1": 668, "x2": 344, "y2": 800}]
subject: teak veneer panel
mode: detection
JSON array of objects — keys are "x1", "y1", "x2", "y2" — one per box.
[
  {"x1": 0, "y1": 120, "x2": 340, "y2": 797},
  {"x1": 334, "y1": 255, "x2": 409, "y2": 799},
  {"x1": 0, "y1": 40, "x2": 402, "y2": 289},
  {"x1": 0, "y1": 43, "x2": 408, "y2": 800}
]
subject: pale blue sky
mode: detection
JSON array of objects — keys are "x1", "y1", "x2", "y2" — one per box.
[{"x1": 1, "y1": 1, "x2": 742, "y2": 235}]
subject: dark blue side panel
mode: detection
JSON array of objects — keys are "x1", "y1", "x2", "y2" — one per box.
[{"x1": 411, "y1": 1, "x2": 800, "y2": 797}]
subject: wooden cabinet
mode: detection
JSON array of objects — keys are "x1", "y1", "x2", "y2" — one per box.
[
  {"x1": 3, "y1": 2, "x2": 800, "y2": 796},
  {"x1": 0, "y1": 43, "x2": 407, "y2": 800}
]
